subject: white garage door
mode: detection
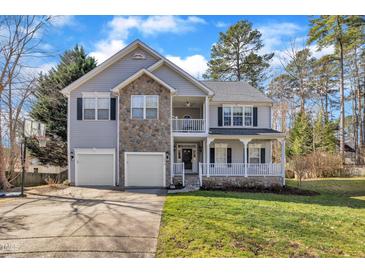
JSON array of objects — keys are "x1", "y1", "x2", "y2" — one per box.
[
  {"x1": 125, "y1": 153, "x2": 165, "y2": 187},
  {"x1": 76, "y1": 151, "x2": 115, "y2": 186}
]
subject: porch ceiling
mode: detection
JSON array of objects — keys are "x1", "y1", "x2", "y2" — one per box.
[
  {"x1": 173, "y1": 96, "x2": 205, "y2": 108},
  {"x1": 209, "y1": 127, "x2": 285, "y2": 139}
]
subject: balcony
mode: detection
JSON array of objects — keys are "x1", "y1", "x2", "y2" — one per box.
[{"x1": 172, "y1": 118, "x2": 206, "y2": 133}]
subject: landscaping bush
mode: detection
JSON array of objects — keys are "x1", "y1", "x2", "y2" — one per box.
[{"x1": 288, "y1": 151, "x2": 343, "y2": 180}]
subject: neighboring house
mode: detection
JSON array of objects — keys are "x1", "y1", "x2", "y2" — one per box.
[{"x1": 60, "y1": 40, "x2": 286, "y2": 188}]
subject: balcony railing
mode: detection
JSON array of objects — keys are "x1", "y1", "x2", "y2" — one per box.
[
  {"x1": 199, "y1": 163, "x2": 283, "y2": 177},
  {"x1": 172, "y1": 118, "x2": 206, "y2": 133},
  {"x1": 172, "y1": 162, "x2": 185, "y2": 186}
]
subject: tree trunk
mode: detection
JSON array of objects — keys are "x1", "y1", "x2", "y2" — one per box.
[
  {"x1": 339, "y1": 41, "x2": 345, "y2": 162},
  {"x1": 325, "y1": 93, "x2": 329, "y2": 122},
  {"x1": 352, "y1": 90, "x2": 359, "y2": 163}
]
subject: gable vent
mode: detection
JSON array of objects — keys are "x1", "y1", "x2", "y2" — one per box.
[{"x1": 132, "y1": 52, "x2": 146, "y2": 60}]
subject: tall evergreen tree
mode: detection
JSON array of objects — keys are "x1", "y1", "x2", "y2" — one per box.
[
  {"x1": 28, "y1": 45, "x2": 97, "y2": 166},
  {"x1": 313, "y1": 111, "x2": 336, "y2": 152},
  {"x1": 204, "y1": 20, "x2": 274, "y2": 89},
  {"x1": 308, "y1": 15, "x2": 365, "y2": 160},
  {"x1": 288, "y1": 112, "x2": 313, "y2": 157}
]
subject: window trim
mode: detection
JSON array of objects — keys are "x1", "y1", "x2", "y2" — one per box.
[
  {"x1": 83, "y1": 97, "x2": 111, "y2": 121},
  {"x1": 131, "y1": 95, "x2": 159, "y2": 120},
  {"x1": 222, "y1": 105, "x2": 253, "y2": 128}
]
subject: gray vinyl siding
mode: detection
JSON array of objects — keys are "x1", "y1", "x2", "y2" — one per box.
[
  {"x1": 69, "y1": 91, "x2": 117, "y2": 183},
  {"x1": 152, "y1": 65, "x2": 206, "y2": 96},
  {"x1": 209, "y1": 139, "x2": 271, "y2": 163},
  {"x1": 76, "y1": 48, "x2": 158, "y2": 92},
  {"x1": 209, "y1": 104, "x2": 271, "y2": 128},
  {"x1": 68, "y1": 48, "x2": 160, "y2": 183}
]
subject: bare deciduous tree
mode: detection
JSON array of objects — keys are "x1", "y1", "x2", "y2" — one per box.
[{"x1": 0, "y1": 15, "x2": 50, "y2": 190}]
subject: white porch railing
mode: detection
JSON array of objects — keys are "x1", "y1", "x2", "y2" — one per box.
[
  {"x1": 173, "y1": 162, "x2": 185, "y2": 186},
  {"x1": 199, "y1": 163, "x2": 283, "y2": 177},
  {"x1": 172, "y1": 118, "x2": 205, "y2": 133}
]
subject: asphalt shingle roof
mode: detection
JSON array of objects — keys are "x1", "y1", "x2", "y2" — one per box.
[
  {"x1": 209, "y1": 128, "x2": 283, "y2": 136},
  {"x1": 201, "y1": 81, "x2": 273, "y2": 104}
]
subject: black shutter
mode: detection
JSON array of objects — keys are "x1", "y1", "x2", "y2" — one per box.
[
  {"x1": 227, "y1": 148, "x2": 232, "y2": 164},
  {"x1": 253, "y1": 107, "x2": 258, "y2": 127},
  {"x1": 244, "y1": 147, "x2": 249, "y2": 163},
  {"x1": 77, "y1": 98, "x2": 83, "y2": 120},
  {"x1": 210, "y1": 148, "x2": 215, "y2": 163},
  {"x1": 260, "y1": 148, "x2": 266, "y2": 163},
  {"x1": 218, "y1": 107, "x2": 222, "y2": 126},
  {"x1": 110, "y1": 98, "x2": 116, "y2": 120}
]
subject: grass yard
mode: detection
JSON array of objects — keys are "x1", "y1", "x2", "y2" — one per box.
[{"x1": 156, "y1": 178, "x2": 365, "y2": 257}]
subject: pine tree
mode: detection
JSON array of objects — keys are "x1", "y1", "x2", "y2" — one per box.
[
  {"x1": 308, "y1": 15, "x2": 365, "y2": 160},
  {"x1": 313, "y1": 111, "x2": 336, "y2": 152},
  {"x1": 204, "y1": 20, "x2": 274, "y2": 89},
  {"x1": 288, "y1": 112, "x2": 313, "y2": 157},
  {"x1": 27, "y1": 45, "x2": 97, "y2": 166}
]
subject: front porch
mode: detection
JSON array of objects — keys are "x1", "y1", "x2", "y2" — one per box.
[{"x1": 171, "y1": 133, "x2": 286, "y2": 188}]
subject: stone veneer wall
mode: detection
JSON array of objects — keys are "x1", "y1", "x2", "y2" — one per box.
[
  {"x1": 202, "y1": 176, "x2": 284, "y2": 189},
  {"x1": 119, "y1": 74, "x2": 171, "y2": 187}
]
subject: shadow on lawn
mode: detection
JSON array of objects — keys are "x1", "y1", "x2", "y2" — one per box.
[{"x1": 175, "y1": 189, "x2": 365, "y2": 209}]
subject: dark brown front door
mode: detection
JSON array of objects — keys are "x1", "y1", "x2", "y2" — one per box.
[{"x1": 182, "y1": 149, "x2": 192, "y2": 170}]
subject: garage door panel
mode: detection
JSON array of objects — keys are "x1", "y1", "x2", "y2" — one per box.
[
  {"x1": 77, "y1": 153, "x2": 114, "y2": 186},
  {"x1": 126, "y1": 153, "x2": 165, "y2": 187}
]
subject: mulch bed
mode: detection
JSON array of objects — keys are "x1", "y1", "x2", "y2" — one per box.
[{"x1": 200, "y1": 185, "x2": 319, "y2": 196}]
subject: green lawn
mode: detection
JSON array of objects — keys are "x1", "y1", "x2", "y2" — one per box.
[{"x1": 156, "y1": 178, "x2": 365, "y2": 257}]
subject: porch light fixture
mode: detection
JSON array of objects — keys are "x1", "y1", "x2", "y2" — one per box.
[{"x1": 185, "y1": 101, "x2": 191, "y2": 107}]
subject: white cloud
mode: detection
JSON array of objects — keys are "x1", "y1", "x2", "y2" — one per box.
[
  {"x1": 258, "y1": 22, "x2": 302, "y2": 54},
  {"x1": 309, "y1": 44, "x2": 335, "y2": 59},
  {"x1": 215, "y1": 21, "x2": 229, "y2": 28},
  {"x1": 166, "y1": 54, "x2": 208, "y2": 79},
  {"x1": 90, "y1": 16, "x2": 206, "y2": 64},
  {"x1": 89, "y1": 39, "x2": 126, "y2": 63},
  {"x1": 50, "y1": 16, "x2": 76, "y2": 28},
  {"x1": 108, "y1": 16, "x2": 206, "y2": 39}
]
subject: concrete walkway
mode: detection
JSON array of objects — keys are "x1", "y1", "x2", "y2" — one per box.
[{"x1": 0, "y1": 186, "x2": 166, "y2": 258}]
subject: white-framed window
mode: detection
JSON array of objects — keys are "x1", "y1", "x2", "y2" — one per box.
[
  {"x1": 223, "y1": 107, "x2": 231, "y2": 126},
  {"x1": 245, "y1": 106, "x2": 253, "y2": 126},
  {"x1": 222, "y1": 105, "x2": 253, "y2": 127},
  {"x1": 249, "y1": 146, "x2": 261, "y2": 163},
  {"x1": 83, "y1": 97, "x2": 110, "y2": 120},
  {"x1": 215, "y1": 143, "x2": 227, "y2": 163},
  {"x1": 131, "y1": 95, "x2": 159, "y2": 120}
]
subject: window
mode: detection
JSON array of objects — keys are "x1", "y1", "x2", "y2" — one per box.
[
  {"x1": 83, "y1": 97, "x2": 110, "y2": 120},
  {"x1": 245, "y1": 106, "x2": 253, "y2": 126},
  {"x1": 222, "y1": 105, "x2": 253, "y2": 127},
  {"x1": 84, "y1": 98, "x2": 96, "y2": 120},
  {"x1": 223, "y1": 107, "x2": 231, "y2": 126},
  {"x1": 233, "y1": 107, "x2": 243, "y2": 126},
  {"x1": 249, "y1": 146, "x2": 260, "y2": 163},
  {"x1": 131, "y1": 95, "x2": 144, "y2": 119},
  {"x1": 215, "y1": 143, "x2": 227, "y2": 163},
  {"x1": 131, "y1": 95, "x2": 159, "y2": 120}
]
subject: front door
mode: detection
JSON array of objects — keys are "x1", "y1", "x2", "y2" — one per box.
[{"x1": 182, "y1": 149, "x2": 193, "y2": 170}]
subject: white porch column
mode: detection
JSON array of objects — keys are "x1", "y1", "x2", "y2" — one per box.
[
  {"x1": 239, "y1": 138, "x2": 252, "y2": 177},
  {"x1": 202, "y1": 140, "x2": 206, "y2": 163},
  {"x1": 207, "y1": 137, "x2": 213, "y2": 177},
  {"x1": 205, "y1": 96, "x2": 209, "y2": 134},
  {"x1": 280, "y1": 139, "x2": 286, "y2": 186}
]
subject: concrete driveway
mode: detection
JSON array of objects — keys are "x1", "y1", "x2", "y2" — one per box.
[{"x1": 0, "y1": 186, "x2": 166, "y2": 257}]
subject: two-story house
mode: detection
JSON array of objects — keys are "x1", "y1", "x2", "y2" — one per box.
[{"x1": 60, "y1": 40, "x2": 286, "y2": 189}]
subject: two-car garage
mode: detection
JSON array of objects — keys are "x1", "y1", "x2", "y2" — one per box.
[{"x1": 75, "y1": 149, "x2": 166, "y2": 188}]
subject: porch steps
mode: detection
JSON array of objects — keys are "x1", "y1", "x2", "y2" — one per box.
[{"x1": 169, "y1": 174, "x2": 200, "y2": 194}]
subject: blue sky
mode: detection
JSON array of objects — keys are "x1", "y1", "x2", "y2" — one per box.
[{"x1": 38, "y1": 15, "x2": 333, "y2": 79}]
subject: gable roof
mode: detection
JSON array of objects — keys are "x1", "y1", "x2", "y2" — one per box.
[
  {"x1": 148, "y1": 60, "x2": 214, "y2": 96},
  {"x1": 60, "y1": 39, "x2": 213, "y2": 97},
  {"x1": 111, "y1": 69, "x2": 177, "y2": 94},
  {"x1": 201, "y1": 81, "x2": 273, "y2": 104}
]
